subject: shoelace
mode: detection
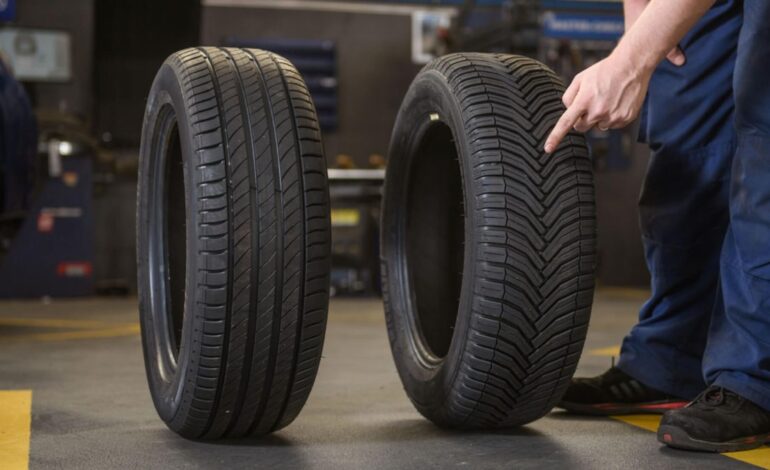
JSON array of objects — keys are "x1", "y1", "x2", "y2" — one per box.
[{"x1": 692, "y1": 386, "x2": 741, "y2": 408}]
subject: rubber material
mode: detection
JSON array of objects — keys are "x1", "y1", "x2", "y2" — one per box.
[
  {"x1": 658, "y1": 424, "x2": 770, "y2": 453},
  {"x1": 559, "y1": 400, "x2": 688, "y2": 416},
  {"x1": 381, "y1": 53, "x2": 596, "y2": 429},
  {"x1": 137, "y1": 47, "x2": 331, "y2": 439}
]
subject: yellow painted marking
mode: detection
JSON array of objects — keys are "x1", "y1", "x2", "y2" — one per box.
[
  {"x1": 590, "y1": 345, "x2": 621, "y2": 357},
  {"x1": 613, "y1": 414, "x2": 770, "y2": 468},
  {"x1": 728, "y1": 449, "x2": 770, "y2": 469},
  {"x1": 0, "y1": 390, "x2": 32, "y2": 470},
  {"x1": 612, "y1": 414, "x2": 661, "y2": 433},
  {"x1": 0, "y1": 316, "x2": 140, "y2": 343},
  {"x1": 429, "y1": 113, "x2": 440, "y2": 121},
  {"x1": 0, "y1": 317, "x2": 113, "y2": 329},
  {"x1": 11, "y1": 324, "x2": 140, "y2": 342}
]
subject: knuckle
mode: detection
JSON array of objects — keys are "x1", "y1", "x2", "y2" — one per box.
[{"x1": 595, "y1": 103, "x2": 610, "y2": 117}]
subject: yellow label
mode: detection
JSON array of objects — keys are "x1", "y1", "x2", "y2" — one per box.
[{"x1": 331, "y1": 208, "x2": 361, "y2": 227}]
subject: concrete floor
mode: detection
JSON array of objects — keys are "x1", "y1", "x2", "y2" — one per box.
[{"x1": 0, "y1": 290, "x2": 764, "y2": 469}]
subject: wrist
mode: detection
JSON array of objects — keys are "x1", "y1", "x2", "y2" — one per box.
[{"x1": 611, "y1": 36, "x2": 660, "y2": 76}]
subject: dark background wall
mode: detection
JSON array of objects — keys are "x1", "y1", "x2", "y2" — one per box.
[
  {"x1": 4, "y1": 0, "x2": 652, "y2": 290},
  {"x1": 8, "y1": 0, "x2": 202, "y2": 143},
  {"x1": 15, "y1": 0, "x2": 94, "y2": 118},
  {"x1": 94, "y1": 0, "x2": 201, "y2": 146},
  {"x1": 201, "y1": 4, "x2": 424, "y2": 165}
]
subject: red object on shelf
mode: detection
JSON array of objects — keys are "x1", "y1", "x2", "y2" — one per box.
[{"x1": 56, "y1": 262, "x2": 93, "y2": 278}]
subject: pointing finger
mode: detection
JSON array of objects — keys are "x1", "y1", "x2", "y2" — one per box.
[{"x1": 545, "y1": 103, "x2": 585, "y2": 154}]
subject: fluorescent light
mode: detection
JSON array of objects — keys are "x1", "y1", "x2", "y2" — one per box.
[{"x1": 58, "y1": 141, "x2": 73, "y2": 156}]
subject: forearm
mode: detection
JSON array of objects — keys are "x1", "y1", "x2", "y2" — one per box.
[
  {"x1": 623, "y1": 0, "x2": 648, "y2": 31},
  {"x1": 615, "y1": 0, "x2": 715, "y2": 72}
]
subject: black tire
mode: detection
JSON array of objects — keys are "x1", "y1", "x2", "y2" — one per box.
[
  {"x1": 137, "y1": 47, "x2": 331, "y2": 439},
  {"x1": 381, "y1": 53, "x2": 596, "y2": 429}
]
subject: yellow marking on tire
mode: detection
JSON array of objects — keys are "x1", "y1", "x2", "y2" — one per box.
[
  {"x1": 613, "y1": 414, "x2": 770, "y2": 468},
  {"x1": 429, "y1": 113, "x2": 440, "y2": 121},
  {"x1": 0, "y1": 390, "x2": 32, "y2": 470}
]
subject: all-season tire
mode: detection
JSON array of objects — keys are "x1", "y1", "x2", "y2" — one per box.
[
  {"x1": 137, "y1": 47, "x2": 331, "y2": 439},
  {"x1": 381, "y1": 53, "x2": 596, "y2": 429}
]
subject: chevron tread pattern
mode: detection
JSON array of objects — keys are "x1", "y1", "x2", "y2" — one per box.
[
  {"x1": 146, "y1": 47, "x2": 330, "y2": 439},
  {"x1": 389, "y1": 53, "x2": 595, "y2": 428}
]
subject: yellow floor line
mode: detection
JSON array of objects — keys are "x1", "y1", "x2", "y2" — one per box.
[
  {"x1": 0, "y1": 317, "x2": 112, "y2": 329},
  {"x1": 0, "y1": 390, "x2": 32, "y2": 470},
  {"x1": 612, "y1": 414, "x2": 660, "y2": 432},
  {"x1": 12, "y1": 324, "x2": 140, "y2": 342},
  {"x1": 613, "y1": 414, "x2": 770, "y2": 469},
  {"x1": 0, "y1": 316, "x2": 140, "y2": 343},
  {"x1": 589, "y1": 345, "x2": 621, "y2": 357}
]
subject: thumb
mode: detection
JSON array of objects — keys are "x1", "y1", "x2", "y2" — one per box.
[{"x1": 666, "y1": 46, "x2": 686, "y2": 67}]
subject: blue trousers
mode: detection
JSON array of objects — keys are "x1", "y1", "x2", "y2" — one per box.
[{"x1": 617, "y1": 0, "x2": 770, "y2": 411}]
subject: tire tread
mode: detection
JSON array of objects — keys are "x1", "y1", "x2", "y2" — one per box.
[{"x1": 143, "y1": 47, "x2": 330, "y2": 439}]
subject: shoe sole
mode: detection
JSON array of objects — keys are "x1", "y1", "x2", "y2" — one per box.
[
  {"x1": 658, "y1": 424, "x2": 770, "y2": 453},
  {"x1": 558, "y1": 400, "x2": 687, "y2": 416}
]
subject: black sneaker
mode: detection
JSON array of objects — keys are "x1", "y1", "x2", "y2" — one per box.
[
  {"x1": 558, "y1": 366, "x2": 687, "y2": 415},
  {"x1": 658, "y1": 386, "x2": 770, "y2": 452}
]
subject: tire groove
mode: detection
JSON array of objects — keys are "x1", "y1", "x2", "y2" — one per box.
[
  {"x1": 220, "y1": 47, "x2": 260, "y2": 437},
  {"x1": 243, "y1": 49, "x2": 285, "y2": 435},
  {"x1": 195, "y1": 46, "x2": 234, "y2": 438}
]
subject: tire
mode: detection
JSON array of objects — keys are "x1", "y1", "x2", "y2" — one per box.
[
  {"x1": 137, "y1": 47, "x2": 331, "y2": 439},
  {"x1": 381, "y1": 53, "x2": 596, "y2": 429}
]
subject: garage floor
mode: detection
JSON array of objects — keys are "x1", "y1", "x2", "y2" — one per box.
[{"x1": 0, "y1": 289, "x2": 767, "y2": 469}]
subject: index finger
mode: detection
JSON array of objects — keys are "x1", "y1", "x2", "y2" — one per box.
[{"x1": 544, "y1": 104, "x2": 585, "y2": 154}]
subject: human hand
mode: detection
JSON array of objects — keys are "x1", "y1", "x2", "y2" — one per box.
[{"x1": 544, "y1": 53, "x2": 653, "y2": 154}]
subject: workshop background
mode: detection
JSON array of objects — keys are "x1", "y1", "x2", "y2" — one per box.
[
  {"x1": 2, "y1": 1, "x2": 761, "y2": 469},
  {"x1": 0, "y1": 0, "x2": 648, "y2": 299}
]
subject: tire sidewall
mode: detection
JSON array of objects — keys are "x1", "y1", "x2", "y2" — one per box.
[
  {"x1": 138, "y1": 60, "x2": 201, "y2": 427},
  {"x1": 382, "y1": 69, "x2": 477, "y2": 419}
]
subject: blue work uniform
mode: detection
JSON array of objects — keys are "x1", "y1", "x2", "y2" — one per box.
[{"x1": 616, "y1": 0, "x2": 770, "y2": 411}]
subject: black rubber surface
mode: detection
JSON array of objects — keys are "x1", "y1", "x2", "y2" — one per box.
[
  {"x1": 658, "y1": 424, "x2": 770, "y2": 453},
  {"x1": 137, "y1": 47, "x2": 331, "y2": 439},
  {"x1": 381, "y1": 53, "x2": 596, "y2": 429}
]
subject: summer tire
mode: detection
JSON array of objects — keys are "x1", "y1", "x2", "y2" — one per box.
[{"x1": 137, "y1": 47, "x2": 331, "y2": 439}]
